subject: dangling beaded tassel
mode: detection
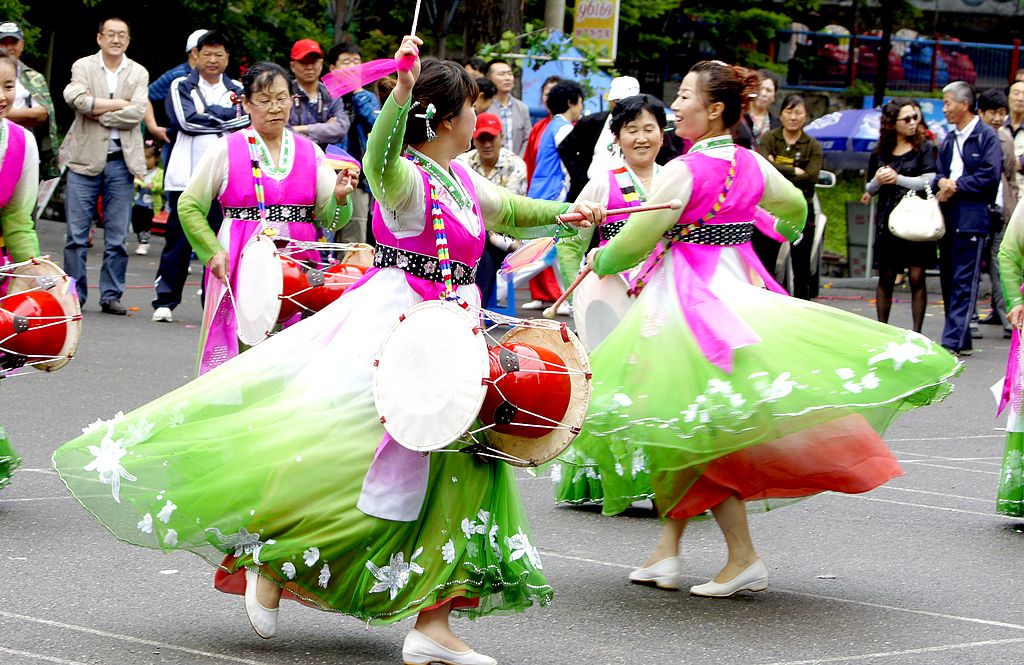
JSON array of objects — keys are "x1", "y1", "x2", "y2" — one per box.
[
  {"x1": 428, "y1": 180, "x2": 455, "y2": 298},
  {"x1": 245, "y1": 130, "x2": 272, "y2": 235}
]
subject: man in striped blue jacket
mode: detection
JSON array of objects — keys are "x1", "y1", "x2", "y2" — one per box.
[{"x1": 153, "y1": 30, "x2": 248, "y2": 323}]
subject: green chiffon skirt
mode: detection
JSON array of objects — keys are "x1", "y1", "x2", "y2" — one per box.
[
  {"x1": 558, "y1": 250, "x2": 960, "y2": 518},
  {"x1": 0, "y1": 426, "x2": 20, "y2": 491},
  {"x1": 53, "y1": 276, "x2": 551, "y2": 624}
]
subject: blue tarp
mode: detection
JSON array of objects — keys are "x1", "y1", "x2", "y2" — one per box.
[{"x1": 519, "y1": 31, "x2": 613, "y2": 121}]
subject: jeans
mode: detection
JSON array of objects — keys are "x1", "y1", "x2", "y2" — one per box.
[{"x1": 63, "y1": 159, "x2": 134, "y2": 305}]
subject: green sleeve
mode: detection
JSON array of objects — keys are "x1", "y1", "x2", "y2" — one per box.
[
  {"x1": 478, "y1": 179, "x2": 570, "y2": 239},
  {"x1": 556, "y1": 225, "x2": 593, "y2": 287},
  {"x1": 364, "y1": 95, "x2": 416, "y2": 213},
  {"x1": 593, "y1": 161, "x2": 692, "y2": 276},
  {"x1": 318, "y1": 195, "x2": 353, "y2": 231},
  {"x1": 1000, "y1": 202, "x2": 1024, "y2": 310},
  {"x1": 1, "y1": 136, "x2": 40, "y2": 262},
  {"x1": 152, "y1": 168, "x2": 164, "y2": 215},
  {"x1": 178, "y1": 192, "x2": 222, "y2": 266}
]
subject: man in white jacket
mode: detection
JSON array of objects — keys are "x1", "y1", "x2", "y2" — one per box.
[{"x1": 153, "y1": 30, "x2": 248, "y2": 322}]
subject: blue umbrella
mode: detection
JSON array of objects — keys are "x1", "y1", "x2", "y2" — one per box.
[{"x1": 805, "y1": 109, "x2": 880, "y2": 170}]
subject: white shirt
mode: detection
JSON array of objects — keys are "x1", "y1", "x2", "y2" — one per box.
[
  {"x1": 950, "y1": 115, "x2": 979, "y2": 182},
  {"x1": 103, "y1": 54, "x2": 128, "y2": 149},
  {"x1": 13, "y1": 70, "x2": 29, "y2": 110},
  {"x1": 587, "y1": 114, "x2": 619, "y2": 181}
]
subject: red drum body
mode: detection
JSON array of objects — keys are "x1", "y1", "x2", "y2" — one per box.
[
  {"x1": 0, "y1": 291, "x2": 67, "y2": 358},
  {"x1": 294, "y1": 263, "x2": 367, "y2": 313},
  {"x1": 481, "y1": 342, "x2": 571, "y2": 438},
  {"x1": 373, "y1": 300, "x2": 591, "y2": 467}
]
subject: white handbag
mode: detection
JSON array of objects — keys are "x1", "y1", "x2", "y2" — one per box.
[{"x1": 887, "y1": 184, "x2": 945, "y2": 241}]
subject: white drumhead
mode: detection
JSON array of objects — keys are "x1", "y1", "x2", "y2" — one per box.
[
  {"x1": 571, "y1": 271, "x2": 633, "y2": 352},
  {"x1": 235, "y1": 234, "x2": 283, "y2": 347},
  {"x1": 373, "y1": 300, "x2": 490, "y2": 452}
]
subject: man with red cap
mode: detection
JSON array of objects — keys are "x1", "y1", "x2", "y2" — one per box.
[
  {"x1": 288, "y1": 38, "x2": 349, "y2": 151},
  {"x1": 456, "y1": 113, "x2": 529, "y2": 307}
]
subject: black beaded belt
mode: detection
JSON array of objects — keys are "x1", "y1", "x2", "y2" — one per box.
[
  {"x1": 374, "y1": 245, "x2": 478, "y2": 285},
  {"x1": 223, "y1": 204, "x2": 315, "y2": 223},
  {"x1": 665, "y1": 222, "x2": 754, "y2": 246},
  {"x1": 599, "y1": 220, "x2": 626, "y2": 242}
]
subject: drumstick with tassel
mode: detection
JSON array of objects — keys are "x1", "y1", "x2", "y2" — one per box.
[{"x1": 543, "y1": 198, "x2": 683, "y2": 319}]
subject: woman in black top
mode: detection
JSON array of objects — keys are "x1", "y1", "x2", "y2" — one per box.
[{"x1": 860, "y1": 98, "x2": 937, "y2": 333}]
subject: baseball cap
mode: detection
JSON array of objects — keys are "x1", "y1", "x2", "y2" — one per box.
[
  {"x1": 474, "y1": 113, "x2": 502, "y2": 139},
  {"x1": 185, "y1": 29, "x2": 208, "y2": 52},
  {"x1": 0, "y1": 22, "x2": 24, "y2": 42},
  {"x1": 607, "y1": 76, "x2": 640, "y2": 102},
  {"x1": 291, "y1": 39, "x2": 323, "y2": 61}
]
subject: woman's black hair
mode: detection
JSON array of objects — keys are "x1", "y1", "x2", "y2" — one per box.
[
  {"x1": 476, "y1": 76, "x2": 497, "y2": 101},
  {"x1": 609, "y1": 94, "x2": 667, "y2": 136},
  {"x1": 377, "y1": 58, "x2": 479, "y2": 146},
  {"x1": 241, "y1": 61, "x2": 290, "y2": 98},
  {"x1": 780, "y1": 94, "x2": 807, "y2": 113},
  {"x1": 546, "y1": 81, "x2": 584, "y2": 115}
]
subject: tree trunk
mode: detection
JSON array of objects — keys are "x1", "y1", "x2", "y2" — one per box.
[
  {"x1": 334, "y1": 0, "x2": 352, "y2": 44},
  {"x1": 544, "y1": 0, "x2": 565, "y2": 32},
  {"x1": 873, "y1": 1, "x2": 893, "y2": 108},
  {"x1": 462, "y1": 0, "x2": 523, "y2": 58}
]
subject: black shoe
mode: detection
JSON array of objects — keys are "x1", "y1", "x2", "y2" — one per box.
[
  {"x1": 979, "y1": 315, "x2": 1000, "y2": 325},
  {"x1": 1005, "y1": 329, "x2": 1014, "y2": 339},
  {"x1": 100, "y1": 300, "x2": 127, "y2": 315}
]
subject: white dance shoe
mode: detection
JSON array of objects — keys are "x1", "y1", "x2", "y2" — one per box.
[
  {"x1": 689, "y1": 559, "x2": 768, "y2": 598},
  {"x1": 244, "y1": 568, "x2": 279, "y2": 638},
  {"x1": 402, "y1": 628, "x2": 498, "y2": 665},
  {"x1": 628, "y1": 556, "x2": 682, "y2": 590}
]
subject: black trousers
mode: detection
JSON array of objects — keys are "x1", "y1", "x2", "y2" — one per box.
[{"x1": 153, "y1": 191, "x2": 223, "y2": 310}]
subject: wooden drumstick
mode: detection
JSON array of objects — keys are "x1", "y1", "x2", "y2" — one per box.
[
  {"x1": 543, "y1": 266, "x2": 592, "y2": 319},
  {"x1": 557, "y1": 198, "x2": 683, "y2": 224}
]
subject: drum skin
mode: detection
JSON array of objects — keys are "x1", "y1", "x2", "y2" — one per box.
[
  {"x1": 0, "y1": 291, "x2": 67, "y2": 359},
  {"x1": 481, "y1": 342, "x2": 571, "y2": 438}
]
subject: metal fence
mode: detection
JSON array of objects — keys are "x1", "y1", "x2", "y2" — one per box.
[{"x1": 773, "y1": 30, "x2": 1019, "y2": 92}]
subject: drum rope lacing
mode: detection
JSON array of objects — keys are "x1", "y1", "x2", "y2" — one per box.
[
  {"x1": 424, "y1": 300, "x2": 592, "y2": 466},
  {"x1": 0, "y1": 257, "x2": 82, "y2": 378}
]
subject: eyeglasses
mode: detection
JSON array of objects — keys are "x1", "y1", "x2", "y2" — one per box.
[
  {"x1": 249, "y1": 96, "x2": 291, "y2": 110},
  {"x1": 101, "y1": 31, "x2": 129, "y2": 40},
  {"x1": 897, "y1": 114, "x2": 920, "y2": 123}
]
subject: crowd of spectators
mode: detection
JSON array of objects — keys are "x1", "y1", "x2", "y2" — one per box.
[{"x1": 8, "y1": 16, "x2": 1018, "y2": 350}]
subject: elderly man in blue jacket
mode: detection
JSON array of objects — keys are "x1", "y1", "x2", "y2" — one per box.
[{"x1": 934, "y1": 81, "x2": 1003, "y2": 356}]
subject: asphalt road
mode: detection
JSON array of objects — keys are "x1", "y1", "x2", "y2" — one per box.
[{"x1": 2, "y1": 219, "x2": 1023, "y2": 665}]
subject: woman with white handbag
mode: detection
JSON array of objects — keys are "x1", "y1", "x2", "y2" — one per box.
[{"x1": 860, "y1": 98, "x2": 940, "y2": 333}]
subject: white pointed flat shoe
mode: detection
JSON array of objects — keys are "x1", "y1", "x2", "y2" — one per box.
[
  {"x1": 244, "y1": 568, "x2": 279, "y2": 639},
  {"x1": 689, "y1": 559, "x2": 768, "y2": 598},
  {"x1": 402, "y1": 628, "x2": 498, "y2": 665},
  {"x1": 628, "y1": 556, "x2": 682, "y2": 590}
]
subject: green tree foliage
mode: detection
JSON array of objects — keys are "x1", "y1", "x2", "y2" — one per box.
[
  {"x1": 0, "y1": 0, "x2": 39, "y2": 57},
  {"x1": 179, "y1": 0, "x2": 332, "y2": 63}
]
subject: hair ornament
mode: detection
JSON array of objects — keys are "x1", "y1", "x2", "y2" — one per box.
[{"x1": 413, "y1": 101, "x2": 438, "y2": 141}]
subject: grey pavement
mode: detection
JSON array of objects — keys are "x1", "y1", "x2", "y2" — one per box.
[{"x1": 2, "y1": 218, "x2": 1023, "y2": 664}]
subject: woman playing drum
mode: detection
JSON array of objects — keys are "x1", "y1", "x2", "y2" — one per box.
[
  {"x1": 0, "y1": 47, "x2": 42, "y2": 489},
  {"x1": 570, "y1": 61, "x2": 959, "y2": 597},
  {"x1": 53, "y1": 38, "x2": 602, "y2": 665},
  {"x1": 175, "y1": 62, "x2": 356, "y2": 374},
  {"x1": 553, "y1": 94, "x2": 667, "y2": 511}
]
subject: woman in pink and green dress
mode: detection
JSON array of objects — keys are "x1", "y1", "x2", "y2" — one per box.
[
  {"x1": 553, "y1": 93, "x2": 668, "y2": 511},
  {"x1": 174, "y1": 62, "x2": 355, "y2": 374},
  {"x1": 0, "y1": 48, "x2": 42, "y2": 490},
  {"x1": 996, "y1": 199, "x2": 1024, "y2": 518},
  {"x1": 571, "y1": 61, "x2": 959, "y2": 598},
  {"x1": 53, "y1": 42, "x2": 603, "y2": 665}
]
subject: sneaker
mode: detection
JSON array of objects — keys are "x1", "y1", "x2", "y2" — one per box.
[
  {"x1": 135, "y1": 243, "x2": 149, "y2": 255},
  {"x1": 100, "y1": 300, "x2": 127, "y2": 315},
  {"x1": 556, "y1": 302, "x2": 572, "y2": 316},
  {"x1": 152, "y1": 306, "x2": 173, "y2": 322},
  {"x1": 521, "y1": 299, "x2": 545, "y2": 310},
  {"x1": 958, "y1": 348, "x2": 973, "y2": 356}
]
